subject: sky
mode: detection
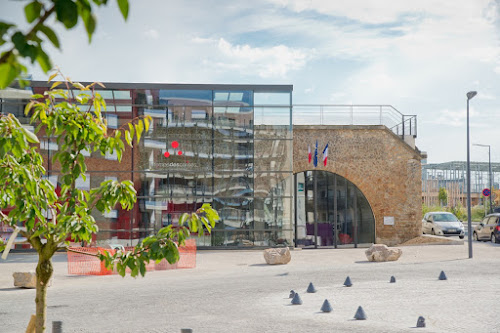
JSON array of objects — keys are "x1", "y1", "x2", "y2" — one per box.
[{"x1": 1, "y1": 0, "x2": 500, "y2": 164}]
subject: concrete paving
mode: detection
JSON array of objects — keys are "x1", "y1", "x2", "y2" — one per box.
[{"x1": 1, "y1": 240, "x2": 499, "y2": 333}]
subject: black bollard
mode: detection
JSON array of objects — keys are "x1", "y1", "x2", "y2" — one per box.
[
  {"x1": 416, "y1": 316, "x2": 426, "y2": 328},
  {"x1": 439, "y1": 271, "x2": 447, "y2": 280},
  {"x1": 306, "y1": 282, "x2": 317, "y2": 293},
  {"x1": 320, "y1": 299, "x2": 332, "y2": 313},
  {"x1": 354, "y1": 306, "x2": 367, "y2": 320},
  {"x1": 344, "y1": 276, "x2": 353, "y2": 287},
  {"x1": 390, "y1": 276, "x2": 396, "y2": 283},
  {"x1": 291, "y1": 293, "x2": 303, "y2": 305},
  {"x1": 52, "y1": 321, "x2": 62, "y2": 333}
]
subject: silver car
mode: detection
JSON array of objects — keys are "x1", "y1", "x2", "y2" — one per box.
[
  {"x1": 422, "y1": 212, "x2": 465, "y2": 239},
  {"x1": 473, "y1": 214, "x2": 500, "y2": 242}
]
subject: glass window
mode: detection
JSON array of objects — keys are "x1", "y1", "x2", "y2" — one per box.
[
  {"x1": 159, "y1": 90, "x2": 212, "y2": 105},
  {"x1": 213, "y1": 90, "x2": 253, "y2": 106},
  {"x1": 254, "y1": 92, "x2": 290, "y2": 105}
]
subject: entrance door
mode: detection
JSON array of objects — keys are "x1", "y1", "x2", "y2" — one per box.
[{"x1": 294, "y1": 171, "x2": 374, "y2": 248}]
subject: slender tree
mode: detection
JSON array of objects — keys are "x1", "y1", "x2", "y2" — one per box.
[{"x1": 0, "y1": 72, "x2": 219, "y2": 332}]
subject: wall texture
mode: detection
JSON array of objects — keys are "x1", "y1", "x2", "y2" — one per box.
[{"x1": 293, "y1": 125, "x2": 423, "y2": 246}]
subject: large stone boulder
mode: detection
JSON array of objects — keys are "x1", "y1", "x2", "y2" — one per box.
[
  {"x1": 13, "y1": 272, "x2": 52, "y2": 289},
  {"x1": 13, "y1": 272, "x2": 37, "y2": 289},
  {"x1": 365, "y1": 244, "x2": 402, "y2": 262},
  {"x1": 263, "y1": 247, "x2": 291, "y2": 265}
]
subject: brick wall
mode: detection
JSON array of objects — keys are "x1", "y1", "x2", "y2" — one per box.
[{"x1": 293, "y1": 125, "x2": 423, "y2": 246}]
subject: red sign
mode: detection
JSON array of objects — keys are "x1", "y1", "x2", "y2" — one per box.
[{"x1": 483, "y1": 188, "x2": 491, "y2": 197}]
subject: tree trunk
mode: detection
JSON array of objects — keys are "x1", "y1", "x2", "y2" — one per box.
[{"x1": 35, "y1": 254, "x2": 53, "y2": 333}]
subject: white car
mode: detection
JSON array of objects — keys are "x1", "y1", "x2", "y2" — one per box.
[{"x1": 422, "y1": 212, "x2": 465, "y2": 239}]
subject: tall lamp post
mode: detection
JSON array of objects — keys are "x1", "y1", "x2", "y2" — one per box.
[
  {"x1": 472, "y1": 143, "x2": 492, "y2": 214},
  {"x1": 466, "y1": 91, "x2": 477, "y2": 259}
]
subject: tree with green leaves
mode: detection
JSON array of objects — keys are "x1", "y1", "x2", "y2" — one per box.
[
  {"x1": 0, "y1": 0, "x2": 130, "y2": 89},
  {"x1": 0, "y1": 71, "x2": 219, "y2": 332},
  {"x1": 438, "y1": 187, "x2": 447, "y2": 207}
]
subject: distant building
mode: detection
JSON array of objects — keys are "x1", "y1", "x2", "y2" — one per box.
[{"x1": 422, "y1": 161, "x2": 500, "y2": 207}]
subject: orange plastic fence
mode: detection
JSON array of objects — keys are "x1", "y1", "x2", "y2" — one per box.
[
  {"x1": 67, "y1": 247, "x2": 115, "y2": 276},
  {"x1": 67, "y1": 239, "x2": 197, "y2": 275},
  {"x1": 177, "y1": 239, "x2": 196, "y2": 269}
]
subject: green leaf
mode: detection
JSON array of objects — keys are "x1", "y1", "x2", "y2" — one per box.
[
  {"x1": 135, "y1": 121, "x2": 143, "y2": 142},
  {"x1": 179, "y1": 213, "x2": 189, "y2": 226},
  {"x1": 24, "y1": 1, "x2": 42, "y2": 23},
  {"x1": 124, "y1": 130, "x2": 132, "y2": 146},
  {"x1": 80, "y1": 8, "x2": 96, "y2": 42},
  {"x1": 36, "y1": 49, "x2": 52, "y2": 73},
  {"x1": 51, "y1": 81, "x2": 62, "y2": 90},
  {"x1": 55, "y1": 0, "x2": 79, "y2": 29},
  {"x1": 11, "y1": 32, "x2": 36, "y2": 60},
  {"x1": 39, "y1": 25, "x2": 60, "y2": 49},
  {"x1": 0, "y1": 63, "x2": 19, "y2": 89},
  {"x1": 48, "y1": 72, "x2": 58, "y2": 82},
  {"x1": 20, "y1": 126, "x2": 39, "y2": 143},
  {"x1": 117, "y1": 0, "x2": 129, "y2": 20}
]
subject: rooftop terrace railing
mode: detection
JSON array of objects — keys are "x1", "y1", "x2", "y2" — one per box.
[{"x1": 291, "y1": 105, "x2": 417, "y2": 139}]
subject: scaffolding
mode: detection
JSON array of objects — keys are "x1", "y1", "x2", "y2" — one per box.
[{"x1": 422, "y1": 161, "x2": 500, "y2": 207}]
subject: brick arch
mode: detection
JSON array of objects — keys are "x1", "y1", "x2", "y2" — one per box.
[
  {"x1": 293, "y1": 169, "x2": 376, "y2": 244},
  {"x1": 293, "y1": 125, "x2": 423, "y2": 245}
]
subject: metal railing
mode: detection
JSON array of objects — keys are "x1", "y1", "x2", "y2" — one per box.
[{"x1": 292, "y1": 104, "x2": 417, "y2": 139}]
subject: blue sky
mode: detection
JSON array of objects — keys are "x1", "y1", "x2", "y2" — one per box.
[{"x1": 2, "y1": 0, "x2": 500, "y2": 164}]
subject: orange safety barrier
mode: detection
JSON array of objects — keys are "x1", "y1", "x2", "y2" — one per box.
[
  {"x1": 67, "y1": 239, "x2": 197, "y2": 275},
  {"x1": 67, "y1": 247, "x2": 115, "y2": 276},
  {"x1": 177, "y1": 239, "x2": 196, "y2": 269}
]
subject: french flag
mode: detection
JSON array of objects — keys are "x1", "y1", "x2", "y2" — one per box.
[
  {"x1": 313, "y1": 141, "x2": 318, "y2": 167},
  {"x1": 308, "y1": 144, "x2": 311, "y2": 163},
  {"x1": 322, "y1": 143, "x2": 329, "y2": 166}
]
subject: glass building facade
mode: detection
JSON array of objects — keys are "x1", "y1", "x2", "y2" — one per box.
[{"x1": 1, "y1": 83, "x2": 294, "y2": 247}]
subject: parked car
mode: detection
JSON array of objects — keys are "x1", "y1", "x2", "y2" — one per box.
[
  {"x1": 422, "y1": 212, "x2": 465, "y2": 239},
  {"x1": 473, "y1": 213, "x2": 500, "y2": 243}
]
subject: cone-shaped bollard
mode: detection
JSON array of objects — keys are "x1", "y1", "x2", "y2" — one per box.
[
  {"x1": 307, "y1": 282, "x2": 317, "y2": 293},
  {"x1": 291, "y1": 293, "x2": 303, "y2": 305},
  {"x1": 321, "y1": 299, "x2": 333, "y2": 313},
  {"x1": 439, "y1": 271, "x2": 447, "y2": 280},
  {"x1": 344, "y1": 276, "x2": 353, "y2": 287},
  {"x1": 289, "y1": 290, "x2": 295, "y2": 298},
  {"x1": 390, "y1": 276, "x2": 396, "y2": 283},
  {"x1": 354, "y1": 306, "x2": 367, "y2": 320},
  {"x1": 416, "y1": 316, "x2": 426, "y2": 328}
]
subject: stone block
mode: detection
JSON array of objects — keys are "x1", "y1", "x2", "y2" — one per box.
[
  {"x1": 13, "y1": 272, "x2": 37, "y2": 289},
  {"x1": 13, "y1": 272, "x2": 52, "y2": 289},
  {"x1": 365, "y1": 244, "x2": 402, "y2": 262},
  {"x1": 263, "y1": 247, "x2": 291, "y2": 265}
]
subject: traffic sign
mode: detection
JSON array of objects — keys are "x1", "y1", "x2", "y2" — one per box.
[{"x1": 482, "y1": 188, "x2": 491, "y2": 197}]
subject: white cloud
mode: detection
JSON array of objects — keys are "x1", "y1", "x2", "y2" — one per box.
[{"x1": 197, "y1": 38, "x2": 313, "y2": 78}]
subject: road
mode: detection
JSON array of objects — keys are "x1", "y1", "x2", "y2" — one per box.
[{"x1": 1, "y1": 240, "x2": 499, "y2": 333}]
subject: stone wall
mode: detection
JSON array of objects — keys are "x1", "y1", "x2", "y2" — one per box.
[{"x1": 293, "y1": 125, "x2": 423, "y2": 246}]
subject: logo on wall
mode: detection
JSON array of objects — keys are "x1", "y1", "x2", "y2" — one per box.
[
  {"x1": 163, "y1": 140, "x2": 183, "y2": 158},
  {"x1": 308, "y1": 141, "x2": 329, "y2": 167}
]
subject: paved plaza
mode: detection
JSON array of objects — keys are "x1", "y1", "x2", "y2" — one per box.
[{"x1": 1, "y1": 241, "x2": 499, "y2": 332}]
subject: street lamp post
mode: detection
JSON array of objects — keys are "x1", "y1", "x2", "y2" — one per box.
[
  {"x1": 473, "y1": 143, "x2": 492, "y2": 214},
  {"x1": 466, "y1": 91, "x2": 477, "y2": 259}
]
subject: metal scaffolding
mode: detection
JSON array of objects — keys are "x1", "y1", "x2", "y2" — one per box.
[{"x1": 422, "y1": 161, "x2": 500, "y2": 207}]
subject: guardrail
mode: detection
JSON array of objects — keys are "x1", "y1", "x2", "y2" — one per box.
[{"x1": 292, "y1": 104, "x2": 417, "y2": 139}]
